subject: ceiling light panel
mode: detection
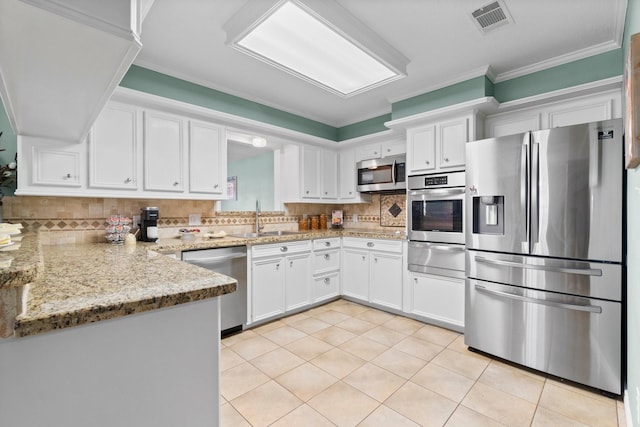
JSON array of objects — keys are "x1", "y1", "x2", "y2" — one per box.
[{"x1": 224, "y1": 0, "x2": 409, "y2": 97}]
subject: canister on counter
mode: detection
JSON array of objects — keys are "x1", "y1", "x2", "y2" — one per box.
[
  {"x1": 319, "y1": 214, "x2": 327, "y2": 229},
  {"x1": 298, "y1": 217, "x2": 309, "y2": 231},
  {"x1": 310, "y1": 215, "x2": 319, "y2": 230}
]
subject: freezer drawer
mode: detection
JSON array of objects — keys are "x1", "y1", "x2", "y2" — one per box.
[
  {"x1": 466, "y1": 250, "x2": 622, "y2": 301},
  {"x1": 465, "y1": 279, "x2": 621, "y2": 394}
]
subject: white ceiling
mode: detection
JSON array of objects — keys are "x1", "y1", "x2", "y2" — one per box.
[{"x1": 135, "y1": 0, "x2": 627, "y2": 128}]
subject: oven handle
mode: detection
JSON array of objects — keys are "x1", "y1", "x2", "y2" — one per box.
[
  {"x1": 425, "y1": 244, "x2": 465, "y2": 252},
  {"x1": 392, "y1": 160, "x2": 397, "y2": 185},
  {"x1": 473, "y1": 256, "x2": 602, "y2": 276},
  {"x1": 474, "y1": 284, "x2": 602, "y2": 313},
  {"x1": 411, "y1": 187, "x2": 465, "y2": 196}
]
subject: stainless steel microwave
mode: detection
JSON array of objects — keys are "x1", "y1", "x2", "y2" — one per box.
[{"x1": 356, "y1": 154, "x2": 406, "y2": 193}]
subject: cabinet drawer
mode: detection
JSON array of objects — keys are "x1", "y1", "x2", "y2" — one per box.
[
  {"x1": 313, "y1": 237, "x2": 341, "y2": 251},
  {"x1": 312, "y1": 271, "x2": 340, "y2": 303},
  {"x1": 342, "y1": 237, "x2": 402, "y2": 253},
  {"x1": 313, "y1": 249, "x2": 340, "y2": 274},
  {"x1": 252, "y1": 240, "x2": 311, "y2": 258}
]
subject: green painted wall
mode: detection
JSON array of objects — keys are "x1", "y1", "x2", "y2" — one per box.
[
  {"x1": 0, "y1": 102, "x2": 17, "y2": 198},
  {"x1": 391, "y1": 76, "x2": 490, "y2": 120},
  {"x1": 120, "y1": 65, "x2": 338, "y2": 141},
  {"x1": 337, "y1": 113, "x2": 391, "y2": 141},
  {"x1": 220, "y1": 151, "x2": 274, "y2": 211},
  {"x1": 493, "y1": 49, "x2": 624, "y2": 102},
  {"x1": 624, "y1": 0, "x2": 640, "y2": 425}
]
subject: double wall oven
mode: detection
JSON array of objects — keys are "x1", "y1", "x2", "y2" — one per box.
[{"x1": 407, "y1": 171, "x2": 465, "y2": 279}]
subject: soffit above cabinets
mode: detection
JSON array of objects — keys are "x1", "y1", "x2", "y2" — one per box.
[{"x1": 0, "y1": 0, "x2": 153, "y2": 143}]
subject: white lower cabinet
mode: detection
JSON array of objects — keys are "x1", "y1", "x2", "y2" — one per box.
[
  {"x1": 312, "y1": 238, "x2": 341, "y2": 303},
  {"x1": 250, "y1": 240, "x2": 311, "y2": 323},
  {"x1": 341, "y1": 237, "x2": 404, "y2": 311},
  {"x1": 409, "y1": 272, "x2": 465, "y2": 331}
]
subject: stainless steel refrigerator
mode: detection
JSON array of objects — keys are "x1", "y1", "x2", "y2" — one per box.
[{"x1": 464, "y1": 119, "x2": 623, "y2": 395}]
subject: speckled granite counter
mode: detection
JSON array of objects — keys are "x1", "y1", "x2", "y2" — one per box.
[
  {"x1": 150, "y1": 228, "x2": 405, "y2": 252},
  {"x1": 13, "y1": 243, "x2": 237, "y2": 338},
  {"x1": 6, "y1": 228, "x2": 403, "y2": 338},
  {"x1": 0, "y1": 232, "x2": 44, "y2": 290}
]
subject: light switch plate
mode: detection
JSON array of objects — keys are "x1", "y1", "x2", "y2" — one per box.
[{"x1": 189, "y1": 214, "x2": 202, "y2": 226}]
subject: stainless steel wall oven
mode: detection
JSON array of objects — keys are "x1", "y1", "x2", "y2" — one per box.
[{"x1": 407, "y1": 171, "x2": 465, "y2": 278}]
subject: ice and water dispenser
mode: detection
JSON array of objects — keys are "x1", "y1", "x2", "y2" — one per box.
[{"x1": 472, "y1": 196, "x2": 504, "y2": 235}]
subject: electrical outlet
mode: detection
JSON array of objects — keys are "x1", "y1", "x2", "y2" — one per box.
[
  {"x1": 189, "y1": 213, "x2": 201, "y2": 226},
  {"x1": 353, "y1": 213, "x2": 358, "y2": 223}
]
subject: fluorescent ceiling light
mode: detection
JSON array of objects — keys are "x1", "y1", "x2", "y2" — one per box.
[{"x1": 224, "y1": 0, "x2": 409, "y2": 97}]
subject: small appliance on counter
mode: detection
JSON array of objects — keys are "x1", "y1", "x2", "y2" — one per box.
[
  {"x1": 139, "y1": 207, "x2": 159, "y2": 242},
  {"x1": 331, "y1": 210, "x2": 343, "y2": 228}
]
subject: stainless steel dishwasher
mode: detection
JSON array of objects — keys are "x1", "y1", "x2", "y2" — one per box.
[{"x1": 181, "y1": 246, "x2": 247, "y2": 337}]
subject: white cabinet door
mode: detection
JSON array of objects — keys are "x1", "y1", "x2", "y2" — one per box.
[
  {"x1": 439, "y1": 118, "x2": 466, "y2": 169},
  {"x1": 342, "y1": 248, "x2": 369, "y2": 301},
  {"x1": 144, "y1": 111, "x2": 185, "y2": 192},
  {"x1": 313, "y1": 272, "x2": 340, "y2": 303},
  {"x1": 338, "y1": 148, "x2": 358, "y2": 200},
  {"x1": 285, "y1": 253, "x2": 311, "y2": 311},
  {"x1": 411, "y1": 273, "x2": 464, "y2": 330},
  {"x1": 252, "y1": 257, "x2": 285, "y2": 322},
  {"x1": 355, "y1": 143, "x2": 381, "y2": 161},
  {"x1": 381, "y1": 141, "x2": 406, "y2": 157},
  {"x1": 189, "y1": 120, "x2": 226, "y2": 195},
  {"x1": 408, "y1": 125, "x2": 436, "y2": 174},
  {"x1": 31, "y1": 142, "x2": 83, "y2": 187},
  {"x1": 370, "y1": 252, "x2": 403, "y2": 310},
  {"x1": 89, "y1": 102, "x2": 138, "y2": 190},
  {"x1": 321, "y1": 149, "x2": 338, "y2": 199},
  {"x1": 301, "y1": 145, "x2": 321, "y2": 199}
]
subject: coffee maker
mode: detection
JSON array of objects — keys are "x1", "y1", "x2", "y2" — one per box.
[{"x1": 139, "y1": 207, "x2": 159, "y2": 242}]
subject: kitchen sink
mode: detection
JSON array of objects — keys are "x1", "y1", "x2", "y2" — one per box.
[{"x1": 231, "y1": 230, "x2": 300, "y2": 238}]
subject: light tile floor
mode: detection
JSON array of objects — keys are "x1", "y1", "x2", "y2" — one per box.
[{"x1": 220, "y1": 299, "x2": 626, "y2": 427}]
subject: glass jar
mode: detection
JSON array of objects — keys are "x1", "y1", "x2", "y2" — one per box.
[
  {"x1": 319, "y1": 214, "x2": 327, "y2": 229},
  {"x1": 310, "y1": 215, "x2": 319, "y2": 230},
  {"x1": 298, "y1": 217, "x2": 309, "y2": 231}
]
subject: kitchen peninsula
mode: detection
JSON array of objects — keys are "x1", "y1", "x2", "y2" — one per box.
[{"x1": 0, "y1": 234, "x2": 237, "y2": 427}]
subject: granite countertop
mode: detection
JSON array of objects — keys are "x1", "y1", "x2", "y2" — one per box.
[
  {"x1": 0, "y1": 232, "x2": 44, "y2": 291},
  {"x1": 7, "y1": 228, "x2": 404, "y2": 338},
  {"x1": 13, "y1": 243, "x2": 237, "y2": 338},
  {"x1": 151, "y1": 228, "x2": 405, "y2": 252}
]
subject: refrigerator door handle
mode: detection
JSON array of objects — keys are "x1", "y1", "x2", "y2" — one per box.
[
  {"x1": 520, "y1": 139, "x2": 529, "y2": 248},
  {"x1": 531, "y1": 140, "x2": 540, "y2": 244},
  {"x1": 589, "y1": 129, "x2": 600, "y2": 188},
  {"x1": 473, "y1": 255, "x2": 603, "y2": 276},
  {"x1": 474, "y1": 284, "x2": 603, "y2": 313}
]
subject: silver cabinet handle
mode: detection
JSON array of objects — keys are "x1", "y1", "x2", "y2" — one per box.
[
  {"x1": 374, "y1": 151, "x2": 378, "y2": 155},
  {"x1": 306, "y1": 190, "x2": 310, "y2": 194},
  {"x1": 173, "y1": 181, "x2": 179, "y2": 186},
  {"x1": 324, "y1": 278, "x2": 330, "y2": 285},
  {"x1": 444, "y1": 157, "x2": 449, "y2": 162},
  {"x1": 374, "y1": 257, "x2": 378, "y2": 263},
  {"x1": 65, "y1": 173, "x2": 72, "y2": 178},
  {"x1": 349, "y1": 191, "x2": 352, "y2": 195},
  {"x1": 290, "y1": 261, "x2": 293, "y2": 267},
  {"x1": 324, "y1": 254, "x2": 330, "y2": 260},
  {"x1": 425, "y1": 160, "x2": 430, "y2": 164},
  {"x1": 125, "y1": 177, "x2": 132, "y2": 183},
  {"x1": 280, "y1": 246, "x2": 288, "y2": 252},
  {"x1": 276, "y1": 263, "x2": 280, "y2": 270},
  {"x1": 214, "y1": 184, "x2": 219, "y2": 188},
  {"x1": 324, "y1": 241, "x2": 331, "y2": 247},
  {"x1": 387, "y1": 148, "x2": 391, "y2": 152},
  {"x1": 324, "y1": 191, "x2": 328, "y2": 195},
  {"x1": 473, "y1": 256, "x2": 602, "y2": 276},
  {"x1": 362, "y1": 255, "x2": 366, "y2": 261},
  {"x1": 475, "y1": 284, "x2": 602, "y2": 313},
  {"x1": 427, "y1": 244, "x2": 465, "y2": 252},
  {"x1": 366, "y1": 242, "x2": 374, "y2": 247}
]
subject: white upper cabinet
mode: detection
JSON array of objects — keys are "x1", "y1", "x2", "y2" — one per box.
[
  {"x1": 89, "y1": 102, "x2": 139, "y2": 190},
  {"x1": 143, "y1": 111, "x2": 186, "y2": 193},
  {"x1": 321, "y1": 149, "x2": 338, "y2": 199},
  {"x1": 407, "y1": 115, "x2": 469, "y2": 175},
  {"x1": 189, "y1": 120, "x2": 226, "y2": 195},
  {"x1": 0, "y1": 0, "x2": 145, "y2": 143},
  {"x1": 339, "y1": 148, "x2": 358, "y2": 200},
  {"x1": 282, "y1": 144, "x2": 339, "y2": 203},
  {"x1": 301, "y1": 145, "x2": 322, "y2": 199},
  {"x1": 355, "y1": 140, "x2": 406, "y2": 162}
]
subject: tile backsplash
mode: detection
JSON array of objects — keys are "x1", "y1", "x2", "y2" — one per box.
[{"x1": 3, "y1": 194, "x2": 405, "y2": 244}]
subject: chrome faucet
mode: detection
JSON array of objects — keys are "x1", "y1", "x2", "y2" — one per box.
[{"x1": 255, "y1": 199, "x2": 264, "y2": 233}]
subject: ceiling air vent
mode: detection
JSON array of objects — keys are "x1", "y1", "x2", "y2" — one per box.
[{"x1": 471, "y1": 1, "x2": 513, "y2": 33}]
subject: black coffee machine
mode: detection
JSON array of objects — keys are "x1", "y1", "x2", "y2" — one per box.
[{"x1": 139, "y1": 207, "x2": 159, "y2": 242}]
